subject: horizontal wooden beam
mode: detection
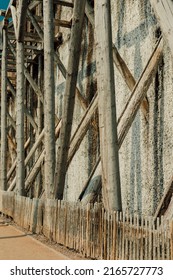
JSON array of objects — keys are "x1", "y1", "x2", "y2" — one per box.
[
  {"x1": 54, "y1": 19, "x2": 72, "y2": 28},
  {"x1": 54, "y1": 0, "x2": 73, "y2": 7}
]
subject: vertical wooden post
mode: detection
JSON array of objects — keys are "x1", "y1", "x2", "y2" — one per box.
[
  {"x1": 43, "y1": 0, "x2": 55, "y2": 198},
  {"x1": 0, "y1": 26, "x2": 7, "y2": 191},
  {"x1": 16, "y1": 40, "x2": 25, "y2": 196},
  {"x1": 95, "y1": 0, "x2": 122, "y2": 211},
  {"x1": 36, "y1": 54, "x2": 43, "y2": 197},
  {"x1": 54, "y1": 0, "x2": 87, "y2": 199}
]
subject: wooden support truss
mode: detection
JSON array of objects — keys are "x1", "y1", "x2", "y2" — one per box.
[{"x1": 0, "y1": 0, "x2": 171, "y2": 216}]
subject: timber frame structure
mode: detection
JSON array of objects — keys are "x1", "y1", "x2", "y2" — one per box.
[{"x1": 0, "y1": 0, "x2": 173, "y2": 220}]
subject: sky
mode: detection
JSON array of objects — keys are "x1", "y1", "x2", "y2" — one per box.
[{"x1": 0, "y1": 0, "x2": 10, "y2": 21}]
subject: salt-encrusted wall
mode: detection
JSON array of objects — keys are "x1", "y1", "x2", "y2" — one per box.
[
  {"x1": 55, "y1": 0, "x2": 173, "y2": 216},
  {"x1": 113, "y1": 0, "x2": 173, "y2": 216}
]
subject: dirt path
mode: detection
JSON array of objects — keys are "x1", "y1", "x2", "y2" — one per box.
[{"x1": 0, "y1": 216, "x2": 86, "y2": 260}]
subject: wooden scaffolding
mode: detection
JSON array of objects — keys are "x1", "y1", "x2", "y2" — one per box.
[{"x1": 0, "y1": 0, "x2": 173, "y2": 217}]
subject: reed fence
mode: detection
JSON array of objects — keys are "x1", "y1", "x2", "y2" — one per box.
[{"x1": 0, "y1": 190, "x2": 173, "y2": 260}]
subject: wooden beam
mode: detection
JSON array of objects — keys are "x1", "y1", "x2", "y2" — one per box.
[
  {"x1": 0, "y1": 27, "x2": 8, "y2": 191},
  {"x1": 24, "y1": 121, "x2": 62, "y2": 193},
  {"x1": 150, "y1": 0, "x2": 173, "y2": 60},
  {"x1": 80, "y1": 37, "x2": 163, "y2": 204},
  {"x1": 43, "y1": 0, "x2": 56, "y2": 198},
  {"x1": 27, "y1": 7, "x2": 87, "y2": 109},
  {"x1": 7, "y1": 136, "x2": 32, "y2": 183},
  {"x1": 154, "y1": 177, "x2": 173, "y2": 220},
  {"x1": 112, "y1": 45, "x2": 149, "y2": 122},
  {"x1": 85, "y1": 0, "x2": 94, "y2": 27},
  {"x1": 7, "y1": 77, "x2": 40, "y2": 132},
  {"x1": 17, "y1": 0, "x2": 28, "y2": 42},
  {"x1": 5, "y1": 0, "x2": 16, "y2": 19},
  {"x1": 54, "y1": 0, "x2": 73, "y2": 7},
  {"x1": 8, "y1": 128, "x2": 44, "y2": 191},
  {"x1": 54, "y1": 19, "x2": 72, "y2": 28},
  {"x1": 7, "y1": 40, "x2": 44, "y2": 102},
  {"x1": 7, "y1": 112, "x2": 16, "y2": 130},
  {"x1": 67, "y1": 94, "x2": 98, "y2": 168},
  {"x1": 54, "y1": 0, "x2": 87, "y2": 200},
  {"x1": 10, "y1": 5, "x2": 17, "y2": 38},
  {"x1": 118, "y1": 37, "x2": 163, "y2": 148},
  {"x1": 95, "y1": 0, "x2": 121, "y2": 211},
  {"x1": 85, "y1": 0, "x2": 149, "y2": 120},
  {"x1": 16, "y1": 40, "x2": 25, "y2": 196}
]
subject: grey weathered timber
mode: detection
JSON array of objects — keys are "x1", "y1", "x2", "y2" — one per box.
[
  {"x1": 0, "y1": 27, "x2": 8, "y2": 191},
  {"x1": 36, "y1": 54, "x2": 44, "y2": 197},
  {"x1": 7, "y1": 137, "x2": 30, "y2": 184},
  {"x1": 54, "y1": 0, "x2": 87, "y2": 200},
  {"x1": 150, "y1": 0, "x2": 173, "y2": 60},
  {"x1": 79, "y1": 156, "x2": 101, "y2": 202},
  {"x1": 95, "y1": 0, "x2": 122, "y2": 211},
  {"x1": 10, "y1": 5, "x2": 17, "y2": 38},
  {"x1": 154, "y1": 176, "x2": 173, "y2": 220},
  {"x1": 54, "y1": 0, "x2": 73, "y2": 7},
  {"x1": 43, "y1": 0, "x2": 56, "y2": 198},
  {"x1": 118, "y1": 37, "x2": 163, "y2": 148},
  {"x1": 81, "y1": 37, "x2": 163, "y2": 204},
  {"x1": 17, "y1": 0, "x2": 28, "y2": 41},
  {"x1": 7, "y1": 112, "x2": 16, "y2": 130},
  {"x1": 7, "y1": 40, "x2": 44, "y2": 102},
  {"x1": 67, "y1": 94, "x2": 98, "y2": 168},
  {"x1": 16, "y1": 40, "x2": 25, "y2": 196},
  {"x1": 85, "y1": 0, "x2": 94, "y2": 27},
  {"x1": 25, "y1": 121, "x2": 62, "y2": 193},
  {"x1": 112, "y1": 45, "x2": 149, "y2": 122},
  {"x1": 8, "y1": 128, "x2": 45, "y2": 191},
  {"x1": 27, "y1": 7, "x2": 87, "y2": 109},
  {"x1": 85, "y1": 0, "x2": 148, "y2": 120}
]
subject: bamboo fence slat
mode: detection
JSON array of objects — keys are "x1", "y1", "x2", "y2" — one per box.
[{"x1": 0, "y1": 191, "x2": 173, "y2": 260}]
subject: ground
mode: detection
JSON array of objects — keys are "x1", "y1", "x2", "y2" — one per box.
[{"x1": 0, "y1": 215, "x2": 87, "y2": 260}]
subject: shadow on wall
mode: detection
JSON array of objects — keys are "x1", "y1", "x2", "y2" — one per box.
[{"x1": 115, "y1": 0, "x2": 157, "y2": 215}]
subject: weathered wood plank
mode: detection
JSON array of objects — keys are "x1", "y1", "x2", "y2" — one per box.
[
  {"x1": 150, "y1": 0, "x2": 173, "y2": 60},
  {"x1": 112, "y1": 45, "x2": 149, "y2": 122},
  {"x1": 17, "y1": 0, "x2": 28, "y2": 42},
  {"x1": 85, "y1": 0, "x2": 149, "y2": 120},
  {"x1": 16, "y1": 40, "x2": 25, "y2": 196},
  {"x1": 24, "y1": 121, "x2": 62, "y2": 193},
  {"x1": 95, "y1": 0, "x2": 121, "y2": 211},
  {"x1": 154, "y1": 176, "x2": 173, "y2": 219},
  {"x1": 27, "y1": 7, "x2": 87, "y2": 109},
  {"x1": 43, "y1": 0, "x2": 56, "y2": 198},
  {"x1": 118, "y1": 37, "x2": 163, "y2": 148},
  {"x1": 7, "y1": 40, "x2": 44, "y2": 102},
  {"x1": 0, "y1": 27, "x2": 8, "y2": 191},
  {"x1": 67, "y1": 93, "x2": 98, "y2": 168},
  {"x1": 54, "y1": 0, "x2": 87, "y2": 200},
  {"x1": 80, "y1": 37, "x2": 163, "y2": 202}
]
